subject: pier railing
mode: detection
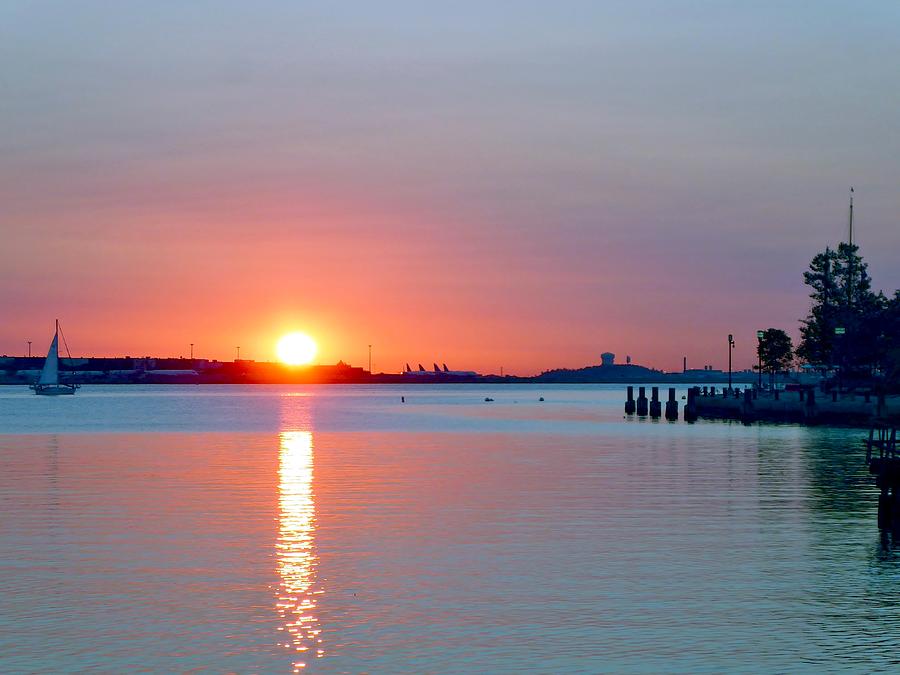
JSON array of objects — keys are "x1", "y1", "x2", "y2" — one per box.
[{"x1": 866, "y1": 422, "x2": 898, "y2": 463}]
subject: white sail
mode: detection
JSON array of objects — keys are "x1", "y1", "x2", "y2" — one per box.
[{"x1": 38, "y1": 330, "x2": 59, "y2": 386}]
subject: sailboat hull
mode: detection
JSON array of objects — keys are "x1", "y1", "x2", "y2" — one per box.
[{"x1": 31, "y1": 384, "x2": 79, "y2": 396}]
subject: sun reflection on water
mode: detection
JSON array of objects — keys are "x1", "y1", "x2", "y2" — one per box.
[{"x1": 276, "y1": 431, "x2": 323, "y2": 671}]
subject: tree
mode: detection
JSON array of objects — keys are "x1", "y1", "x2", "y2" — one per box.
[
  {"x1": 881, "y1": 292, "x2": 900, "y2": 391},
  {"x1": 757, "y1": 328, "x2": 793, "y2": 387},
  {"x1": 797, "y1": 243, "x2": 885, "y2": 374}
]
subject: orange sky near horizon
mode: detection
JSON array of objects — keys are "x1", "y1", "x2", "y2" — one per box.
[{"x1": 0, "y1": 184, "x2": 843, "y2": 376}]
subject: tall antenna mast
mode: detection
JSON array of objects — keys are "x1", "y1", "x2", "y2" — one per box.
[
  {"x1": 848, "y1": 186, "x2": 854, "y2": 246},
  {"x1": 846, "y1": 187, "x2": 856, "y2": 308}
]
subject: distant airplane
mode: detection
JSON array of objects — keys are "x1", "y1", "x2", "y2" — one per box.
[
  {"x1": 402, "y1": 362, "x2": 477, "y2": 377},
  {"x1": 442, "y1": 362, "x2": 477, "y2": 376}
]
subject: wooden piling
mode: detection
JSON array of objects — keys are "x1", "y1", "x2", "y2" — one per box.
[
  {"x1": 867, "y1": 423, "x2": 900, "y2": 531},
  {"x1": 684, "y1": 387, "x2": 698, "y2": 422},
  {"x1": 665, "y1": 387, "x2": 679, "y2": 421},
  {"x1": 636, "y1": 386, "x2": 648, "y2": 416},
  {"x1": 650, "y1": 386, "x2": 661, "y2": 418},
  {"x1": 806, "y1": 388, "x2": 816, "y2": 421},
  {"x1": 625, "y1": 386, "x2": 636, "y2": 415},
  {"x1": 740, "y1": 388, "x2": 754, "y2": 424}
]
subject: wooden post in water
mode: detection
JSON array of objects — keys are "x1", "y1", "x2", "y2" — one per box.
[
  {"x1": 684, "y1": 387, "x2": 698, "y2": 422},
  {"x1": 649, "y1": 386, "x2": 661, "y2": 418},
  {"x1": 867, "y1": 423, "x2": 900, "y2": 531},
  {"x1": 665, "y1": 387, "x2": 679, "y2": 421},
  {"x1": 741, "y1": 388, "x2": 754, "y2": 424},
  {"x1": 625, "y1": 386, "x2": 636, "y2": 415},
  {"x1": 636, "y1": 387, "x2": 648, "y2": 415}
]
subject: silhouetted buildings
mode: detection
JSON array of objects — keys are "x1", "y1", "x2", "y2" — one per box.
[{"x1": 0, "y1": 356, "x2": 368, "y2": 385}]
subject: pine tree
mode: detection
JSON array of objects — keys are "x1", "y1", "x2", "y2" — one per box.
[{"x1": 797, "y1": 243, "x2": 885, "y2": 374}]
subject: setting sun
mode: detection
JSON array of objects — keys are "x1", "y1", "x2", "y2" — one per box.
[{"x1": 277, "y1": 332, "x2": 318, "y2": 366}]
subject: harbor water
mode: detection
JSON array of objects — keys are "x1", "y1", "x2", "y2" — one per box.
[{"x1": 0, "y1": 384, "x2": 897, "y2": 673}]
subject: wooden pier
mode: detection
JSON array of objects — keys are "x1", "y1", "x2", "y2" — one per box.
[
  {"x1": 625, "y1": 385, "x2": 898, "y2": 425},
  {"x1": 684, "y1": 386, "x2": 891, "y2": 425},
  {"x1": 866, "y1": 422, "x2": 900, "y2": 530}
]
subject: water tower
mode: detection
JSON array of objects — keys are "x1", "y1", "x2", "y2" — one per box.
[{"x1": 601, "y1": 352, "x2": 615, "y2": 367}]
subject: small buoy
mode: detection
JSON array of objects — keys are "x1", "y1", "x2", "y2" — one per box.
[
  {"x1": 539, "y1": 397, "x2": 544, "y2": 402},
  {"x1": 401, "y1": 396, "x2": 405, "y2": 403},
  {"x1": 484, "y1": 397, "x2": 494, "y2": 402}
]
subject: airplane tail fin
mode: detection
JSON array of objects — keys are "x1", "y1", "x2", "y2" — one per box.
[
  {"x1": 418, "y1": 363, "x2": 425, "y2": 372},
  {"x1": 405, "y1": 363, "x2": 411, "y2": 373},
  {"x1": 433, "y1": 363, "x2": 441, "y2": 373},
  {"x1": 442, "y1": 363, "x2": 449, "y2": 372}
]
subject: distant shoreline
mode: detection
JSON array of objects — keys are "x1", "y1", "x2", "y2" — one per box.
[
  {"x1": 1, "y1": 355, "x2": 757, "y2": 386},
  {"x1": 0, "y1": 375, "x2": 756, "y2": 386}
]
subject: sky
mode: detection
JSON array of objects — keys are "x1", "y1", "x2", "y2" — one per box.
[{"x1": 2, "y1": 1, "x2": 899, "y2": 374}]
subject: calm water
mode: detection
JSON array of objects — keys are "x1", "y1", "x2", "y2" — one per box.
[{"x1": 0, "y1": 384, "x2": 896, "y2": 673}]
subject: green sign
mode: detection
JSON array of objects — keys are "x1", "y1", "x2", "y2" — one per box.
[{"x1": 835, "y1": 327, "x2": 846, "y2": 335}]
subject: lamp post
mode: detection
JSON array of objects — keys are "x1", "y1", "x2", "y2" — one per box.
[
  {"x1": 236, "y1": 346, "x2": 240, "y2": 361},
  {"x1": 727, "y1": 334, "x2": 734, "y2": 390},
  {"x1": 368, "y1": 344, "x2": 372, "y2": 374},
  {"x1": 26, "y1": 340, "x2": 32, "y2": 358},
  {"x1": 190, "y1": 343, "x2": 194, "y2": 360},
  {"x1": 756, "y1": 330, "x2": 764, "y2": 390}
]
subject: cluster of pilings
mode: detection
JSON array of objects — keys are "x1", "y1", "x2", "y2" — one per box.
[
  {"x1": 625, "y1": 386, "x2": 679, "y2": 420},
  {"x1": 866, "y1": 422, "x2": 900, "y2": 531},
  {"x1": 626, "y1": 384, "x2": 892, "y2": 424}
]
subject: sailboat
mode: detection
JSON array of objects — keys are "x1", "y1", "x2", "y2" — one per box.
[{"x1": 30, "y1": 320, "x2": 79, "y2": 396}]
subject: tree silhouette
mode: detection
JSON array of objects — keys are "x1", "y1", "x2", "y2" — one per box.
[
  {"x1": 797, "y1": 243, "x2": 885, "y2": 374},
  {"x1": 756, "y1": 328, "x2": 793, "y2": 387}
]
